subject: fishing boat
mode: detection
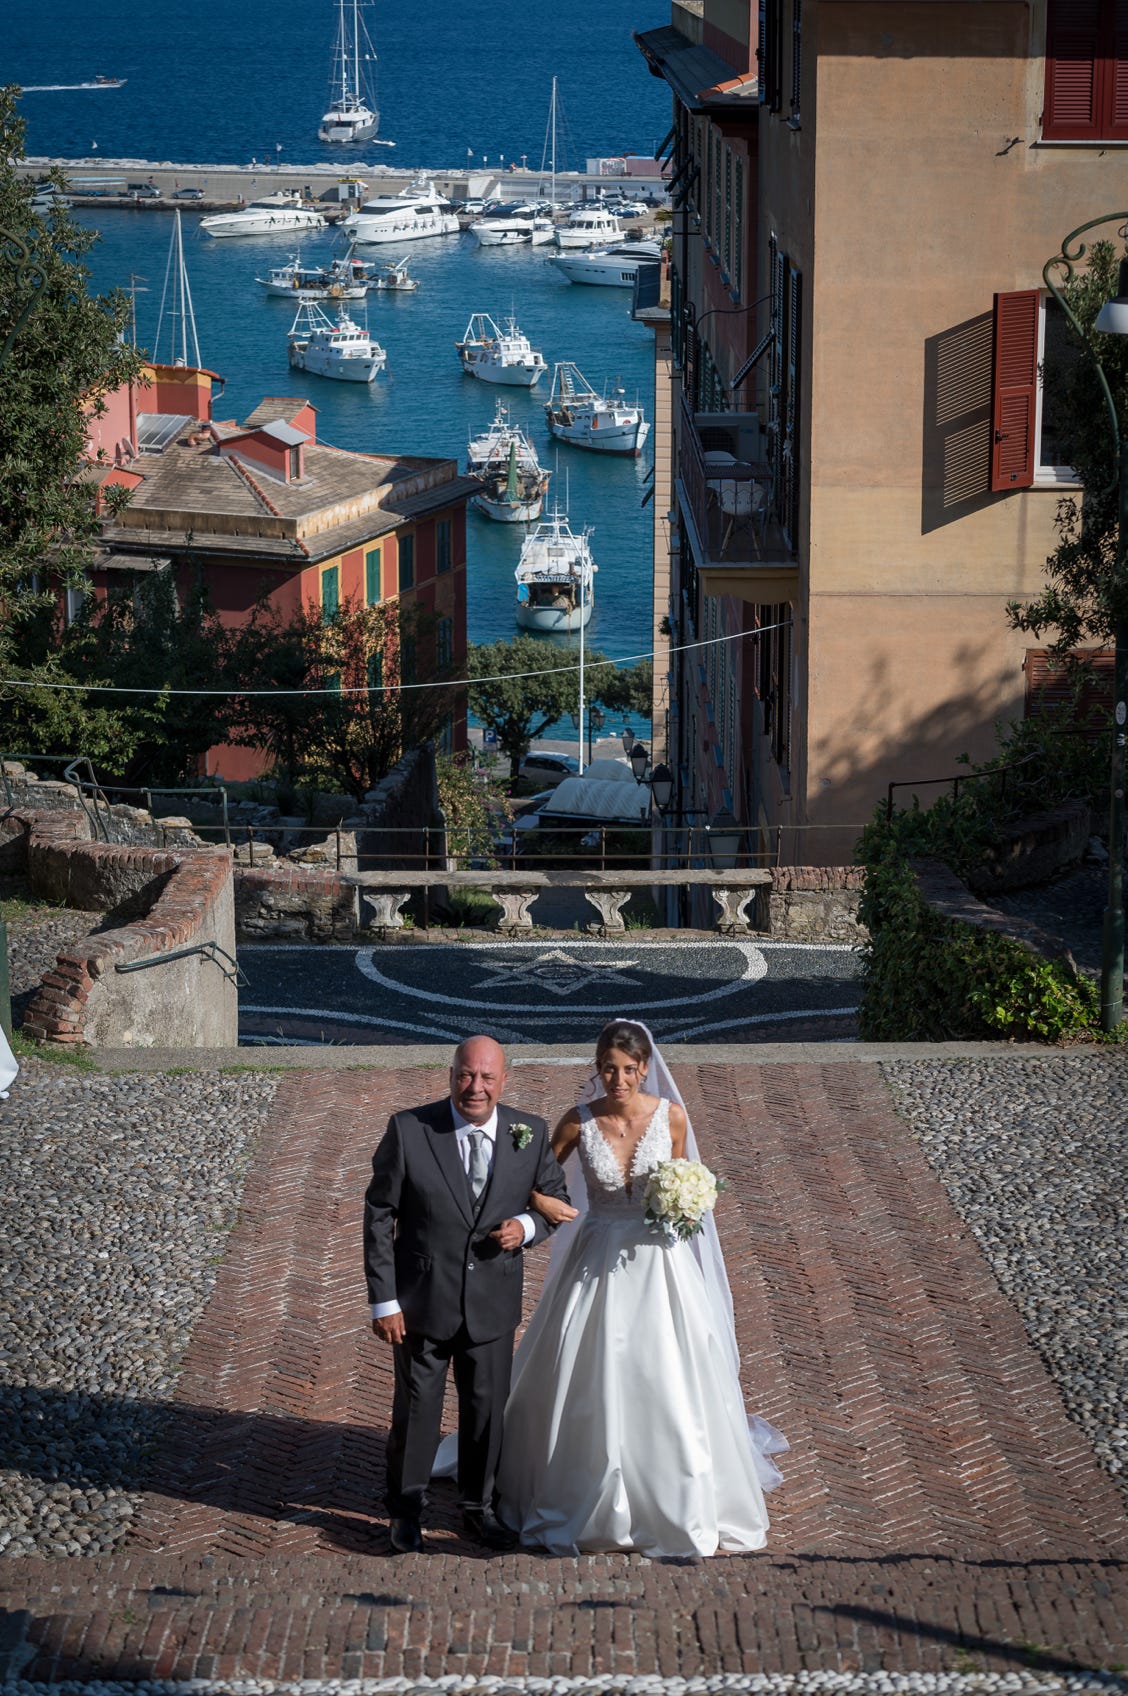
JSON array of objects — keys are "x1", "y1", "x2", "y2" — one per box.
[
  {"x1": 319, "y1": 0, "x2": 379, "y2": 143},
  {"x1": 371, "y1": 256, "x2": 419, "y2": 291},
  {"x1": 342, "y1": 175, "x2": 459, "y2": 244},
  {"x1": 257, "y1": 248, "x2": 370, "y2": 300},
  {"x1": 554, "y1": 203, "x2": 624, "y2": 250},
  {"x1": 287, "y1": 301, "x2": 386, "y2": 381},
  {"x1": 544, "y1": 363, "x2": 649, "y2": 455},
  {"x1": 457, "y1": 313, "x2": 547, "y2": 386},
  {"x1": 201, "y1": 193, "x2": 325, "y2": 239},
  {"x1": 514, "y1": 508, "x2": 597, "y2": 633},
  {"x1": 467, "y1": 401, "x2": 551, "y2": 523},
  {"x1": 550, "y1": 238, "x2": 663, "y2": 287}
]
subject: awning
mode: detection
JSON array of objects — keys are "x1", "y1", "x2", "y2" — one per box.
[{"x1": 635, "y1": 25, "x2": 759, "y2": 111}]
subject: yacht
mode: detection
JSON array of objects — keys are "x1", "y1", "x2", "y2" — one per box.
[
  {"x1": 470, "y1": 202, "x2": 555, "y2": 247},
  {"x1": 544, "y1": 362, "x2": 650, "y2": 455},
  {"x1": 550, "y1": 238, "x2": 662, "y2": 287},
  {"x1": 319, "y1": 0, "x2": 379, "y2": 143},
  {"x1": 257, "y1": 248, "x2": 370, "y2": 300},
  {"x1": 342, "y1": 175, "x2": 459, "y2": 244},
  {"x1": 457, "y1": 313, "x2": 547, "y2": 387},
  {"x1": 201, "y1": 193, "x2": 325, "y2": 239},
  {"x1": 514, "y1": 508, "x2": 597, "y2": 633},
  {"x1": 554, "y1": 203, "x2": 624, "y2": 250},
  {"x1": 467, "y1": 401, "x2": 551, "y2": 523},
  {"x1": 287, "y1": 301, "x2": 386, "y2": 382}
]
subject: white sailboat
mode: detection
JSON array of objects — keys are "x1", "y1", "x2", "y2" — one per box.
[
  {"x1": 515, "y1": 506, "x2": 597, "y2": 633},
  {"x1": 545, "y1": 362, "x2": 650, "y2": 455},
  {"x1": 153, "y1": 209, "x2": 201, "y2": 368},
  {"x1": 457, "y1": 313, "x2": 547, "y2": 386},
  {"x1": 319, "y1": 0, "x2": 380, "y2": 143},
  {"x1": 467, "y1": 401, "x2": 551, "y2": 523},
  {"x1": 287, "y1": 301, "x2": 386, "y2": 382}
]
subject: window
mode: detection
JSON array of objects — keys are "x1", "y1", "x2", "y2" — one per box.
[
  {"x1": 756, "y1": 604, "x2": 792, "y2": 778},
  {"x1": 436, "y1": 518, "x2": 452, "y2": 574},
  {"x1": 439, "y1": 712, "x2": 454, "y2": 756},
  {"x1": 723, "y1": 146, "x2": 733, "y2": 280},
  {"x1": 766, "y1": 238, "x2": 803, "y2": 546},
  {"x1": 1037, "y1": 296, "x2": 1083, "y2": 481},
  {"x1": 398, "y1": 533, "x2": 414, "y2": 591},
  {"x1": 436, "y1": 614, "x2": 453, "y2": 670},
  {"x1": 64, "y1": 585, "x2": 86, "y2": 626},
  {"x1": 758, "y1": 0, "x2": 783, "y2": 112},
  {"x1": 320, "y1": 563, "x2": 339, "y2": 622},
  {"x1": 790, "y1": 0, "x2": 803, "y2": 125},
  {"x1": 992, "y1": 289, "x2": 1085, "y2": 489},
  {"x1": 400, "y1": 634, "x2": 416, "y2": 685},
  {"x1": 1043, "y1": 0, "x2": 1128, "y2": 142},
  {"x1": 365, "y1": 545, "x2": 382, "y2": 605},
  {"x1": 367, "y1": 650, "x2": 383, "y2": 695},
  {"x1": 289, "y1": 445, "x2": 301, "y2": 481}
]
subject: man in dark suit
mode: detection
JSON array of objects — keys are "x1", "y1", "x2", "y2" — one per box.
[{"x1": 364, "y1": 1034, "x2": 573, "y2": 1552}]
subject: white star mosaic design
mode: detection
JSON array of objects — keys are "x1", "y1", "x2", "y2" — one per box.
[{"x1": 471, "y1": 949, "x2": 644, "y2": 998}]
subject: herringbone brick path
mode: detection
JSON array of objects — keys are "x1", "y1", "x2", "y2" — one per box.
[{"x1": 2, "y1": 1060, "x2": 1125, "y2": 1679}]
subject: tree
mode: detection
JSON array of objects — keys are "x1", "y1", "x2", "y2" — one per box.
[
  {"x1": 468, "y1": 636, "x2": 615, "y2": 779},
  {"x1": 1007, "y1": 239, "x2": 1128, "y2": 658},
  {"x1": 594, "y1": 657, "x2": 652, "y2": 721},
  {"x1": 230, "y1": 597, "x2": 459, "y2": 802}
]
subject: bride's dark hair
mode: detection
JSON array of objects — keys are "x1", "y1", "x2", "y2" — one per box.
[{"x1": 594, "y1": 1020, "x2": 652, "y2": 1065}]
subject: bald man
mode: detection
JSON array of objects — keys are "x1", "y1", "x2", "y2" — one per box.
[{"x1": 364, "y1": 1034, "x2": 573, "y2": 1552}]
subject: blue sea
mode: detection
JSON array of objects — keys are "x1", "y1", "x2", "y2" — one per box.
[{"x1": 6, "y1": 0, "x2": 670, "y2": 732}]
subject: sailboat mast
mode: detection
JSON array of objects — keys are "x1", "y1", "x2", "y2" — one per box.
[
  {"x1": 338, "y1": 0, "x2": 348, "y2": 106},
  {"x1": 550, "y1": 76, "x2": 557, "y2": 208},
  {"x1": 352, "y1": 0, "x2": 361, "y2": 106}
]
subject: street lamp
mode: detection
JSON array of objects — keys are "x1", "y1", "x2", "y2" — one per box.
[
  {"x1": 628, "y1": 741, "x2": 651, "y2": 783},
  {"x1": 587, "y1": 704, "x2": 606, "y2": 766},
  {"x1": 706, "y1": 806, "x2": 743, "y2": 869},
  {"x1": 648, "y1": 761, "x2": 675, "y2": 813},
  {"x1": 621, "y1": 725, "x2": 635, "y2": 756},
  {"x1": 1044, "y1": 215, "x2": 1128, "y2": 1032}
]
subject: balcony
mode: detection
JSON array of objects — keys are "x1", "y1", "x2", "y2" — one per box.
[{"x1": 676, "y1": 398, "x2": 798, "y2": 603}]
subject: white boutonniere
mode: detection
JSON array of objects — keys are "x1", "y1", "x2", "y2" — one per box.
[{"x1": 511, "y1": 1122, "x2": 534, "y2": 1150}]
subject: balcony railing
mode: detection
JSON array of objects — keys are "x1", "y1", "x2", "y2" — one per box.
[{"x1": 677, "y1": 398, "x2": 794, "y2": 572}]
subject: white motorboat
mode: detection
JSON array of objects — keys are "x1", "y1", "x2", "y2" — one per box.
[
  {"x1": 545, "y1": 362, "x2": 650, "y2": 455},
  {"x1": 371, "y1": 255, "x2": 419, "y2": 291},
  {"x1": 457, "y1": 313, "x2": 547, "y2": 387},
  {"x1": 287, "y1": 301, "x2": 386, "y2": 382},
  {"x1": 514, "y1": 508, "x2": 597, "y2": 633},
  {"x1": 342, "y1": 175, "x2": 459, "y2": 244},
  {"x1": 201, "y1": 193, "x2": 326, "y2": 239},
  {"x1": 554, "y1": 204, "x2": 624, "y2": 250},
  {"x1": 550, "y1": 239, "x2": 662, "y2": 287},
  {"x1": 467, "y1": 401, "x2": 551, "y2": 523},
  {"x1": 470, "y1": 203, "x2": 555, "y2": 247},
  {"x1": 257, "y1": 247, "x2": 370, "y2": 300},
  {"x1": 319, "y1": 0, "x2": 380, "y2": 143}
]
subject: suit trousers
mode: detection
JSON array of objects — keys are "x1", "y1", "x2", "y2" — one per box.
[{"x1": 385, "y1": 1324, "x2": 514, "y2": 1517}]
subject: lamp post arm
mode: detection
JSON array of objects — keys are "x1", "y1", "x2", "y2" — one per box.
[{"x1": 1041, "y1": 213, "x2": 1128, "y2": 494}]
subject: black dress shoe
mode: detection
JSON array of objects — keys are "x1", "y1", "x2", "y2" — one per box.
[
  {"x1": 388, "y1": 1515, "x2": 423, "y2": 1553},
  {"x1": 461, "y1": 1506, "x2": 518, "y2": 1550}
]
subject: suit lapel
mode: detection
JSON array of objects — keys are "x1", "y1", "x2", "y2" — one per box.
[{"x1": 424, "y1": 1104, "x2": 475, "y2": 1227}]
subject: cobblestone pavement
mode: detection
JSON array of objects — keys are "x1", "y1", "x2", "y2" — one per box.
[
  {"x1": 0, "y1": 884, "x2": 106, "y2": 1029},
  {"x1": 0, "y1": 1055, "x2": 1125, "y2": 1681}
]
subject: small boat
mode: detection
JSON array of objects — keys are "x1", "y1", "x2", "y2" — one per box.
[
  {"x1": 554, "y1": 204, "x2": 624, "y2": 250},
  {"x1": 287, "y1": 301, "x2": 386, "y2": 382},
  {"x1": 201, "y1": 193, "x2": 326, "y2": 239},
  {"x1": 257, "y1": 247, "x2": 370, "y2": 300},
  {"x1": 342, "y1": 175, "x2": 459, "y2": 244},
  {"x1": 545, "y1": 362, "x2": 650, "y2": 456},
  {"x1": 550, "y1": 238, "x2": 663, "y2": 287},
  {"x1": 319, "y1": 0, "x2": 380, "y2": 143},
  {"x1": 371, "y1": 256, "x2": 419, "y2": 291},
  {"x1": 514, "y1": 508, "x2": 597, "y2": 633},
  {"x1": 457, "y1": 312, "x2": 547, "y2": 387},
  {"x1": 467, "y1": 401, "x2": 551, "y2": 524},
  {"x1": 92, "y1": 75, "x2": 126, "y2": 87}
]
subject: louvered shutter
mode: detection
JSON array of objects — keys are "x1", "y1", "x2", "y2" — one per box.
[
  {"x1": 1024, "y1": 649, "x2": 1114, "y2": 731},
  {"x1": 1043, "y1": 0, "x2": 1102, "y2": 139},
  {"x1": 1108, "y1": 0, "x2": 1128, "y2": 138},
  {"x1": 990, "y1": 291, "x2": 1039, "y2": 491}
]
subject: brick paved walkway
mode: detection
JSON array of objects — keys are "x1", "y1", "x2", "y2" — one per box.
[{"x1": 2, "y1": 1060, "x2": 1126, "y2": 1679}]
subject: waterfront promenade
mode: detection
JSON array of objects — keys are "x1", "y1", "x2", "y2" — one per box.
[{"x1": 0, "y1": 1044, "x2": 1125, "y2": 1687}]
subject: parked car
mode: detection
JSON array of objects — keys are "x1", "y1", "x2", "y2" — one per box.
[
  {"x1": 518, "y1": 751, "x2": 580, "y2": 788},
  {"x1": 172, "y1": 186, "x2": 204, "y2": 200},
  {"x1": 127, "y1": 181, "x2": 161, "y2": 199}
]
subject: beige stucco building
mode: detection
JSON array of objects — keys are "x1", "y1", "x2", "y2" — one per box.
[{"x1": 638, "y1": 0, "x2": 1124, "y2": 866}]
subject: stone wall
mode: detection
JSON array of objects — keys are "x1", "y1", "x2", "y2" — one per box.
[
  {"x1": 911, "y1": 856, "x2": 1077, "y2": 972},
  {"x1": 760, "y1": 866, "x2": 867, "y2": 942},
  {"x1": 355, "y1": 744, "x2": 445, "y2": 870},
  {"x1": 235, "y1": 864, "x2": 357, "y2": 940},
  {"x1": 968, "y1": 798, "x2": 1091, "y2": 896}
]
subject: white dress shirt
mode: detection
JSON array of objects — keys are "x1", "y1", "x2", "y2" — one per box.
[{"x1": 371, "y1": 1106, "x2": 537, "y2": 1321}]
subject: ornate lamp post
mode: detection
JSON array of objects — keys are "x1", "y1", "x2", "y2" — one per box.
[{"x1": 1043, "y1": 216, "x2": 1128, "y2": 1031}]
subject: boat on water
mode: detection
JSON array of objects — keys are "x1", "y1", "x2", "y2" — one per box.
[
  {"x1": 287, "y1": 301, "x2": 386, "y2": 382},
  {"x1": 554, "y1": 203, "x2": 624, "y2": 250},
  {"x1": 545, "y1": 362, "x2": 650, "y2": 455},
  {"x1": 467, "y1": 401, "x2": 551, "y2": 524},
  {"x1": 457, "y1": 313, "x2": 547, "y2": 387},
  {"x1": 201, "y1": 192, "x2": 326, "y2": 239},
  {"x1": 319, "y1": 0, "x2": 379, "y2": 143},
  {"x1": 469, "y1": 202, "x2": 554, "y2": 247},
  {"x1": 342, "y1": 175, "x2": 459, "y2": 244},
  {"x1": 514, "y1": 508, "x2": 597, "y2": 633},
  {"x1": 550, "y1": 238, "x2": 663, "y2": 287},
  {"x1": 257, "y1": 246, "x2": 370, "y2": 300},
  {"x1": 92, "y1": 75, "x2": 126, "y2": 87},
  {"x1": 371, "y1": 256, "x2": 419, "y2": 290}
]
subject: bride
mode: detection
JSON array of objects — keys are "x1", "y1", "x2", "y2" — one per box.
[{"x1": 493, "y1": 1018, "x2": 788, "y2": 1557}]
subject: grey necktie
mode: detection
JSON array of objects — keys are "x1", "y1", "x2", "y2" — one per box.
[{"x1": 467, "y1": 1129, "x2": 491, "y2": 1204}]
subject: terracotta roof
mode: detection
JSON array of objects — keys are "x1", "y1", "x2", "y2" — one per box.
[
  {"x1": 241, "y1": 397, "x2": 318, "y2": 430},
  {"x1": 635, "y1": 24, "x2": 758, "y2": 109}
]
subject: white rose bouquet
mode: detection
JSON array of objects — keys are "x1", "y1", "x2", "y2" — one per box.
[{"x1": 643, "y1": 1158, "x2": 723, "y2": 1243}]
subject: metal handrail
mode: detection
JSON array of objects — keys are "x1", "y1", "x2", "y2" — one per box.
[{"x1": 885, "y1": 747, "x2": 1045, "y2": 824}]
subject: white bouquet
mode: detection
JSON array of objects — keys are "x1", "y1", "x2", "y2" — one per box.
[{"x1": 643, "y1": 1158, "x2": 722, "y2": 1243}]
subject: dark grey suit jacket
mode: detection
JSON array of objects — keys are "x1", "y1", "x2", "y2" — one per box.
[{"x1": 363, "y1": 1098, "x2": 571, "y2": 1343}]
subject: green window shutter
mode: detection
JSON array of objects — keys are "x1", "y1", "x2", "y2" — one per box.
[
  {"x1": 398, "y1": 534, "x2": 415, "y2": 590},
  {"x1": 321, "y1": 564, "x2": 339, "y2": 622},
  {"x1": 437, "y1": 519, "x2": 451, "y2": 574},
  {"x1": 367, "y1": 650, "x2": 383, "y2": 693},
  {"x1": 365, "y1": 546, "x2": 382, "y2": 604}
]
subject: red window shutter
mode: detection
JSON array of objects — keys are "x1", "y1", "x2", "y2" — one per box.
[
  {"x1": 991, "y1": 291, "x2": 1039, "y2": 492},
  {"x1": 1043, "y1": 0, "x2": 1102, "y2": 139}
]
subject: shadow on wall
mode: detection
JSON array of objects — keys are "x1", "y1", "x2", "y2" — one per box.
[{"x1": 921, "y1": 310, "x2": 996, "y2": 536}]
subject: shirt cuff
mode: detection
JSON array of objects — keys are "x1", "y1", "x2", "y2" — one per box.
[
  {"x1": 515, "y1": 1212, "x2": 536, "y2": 1246},
  {"x1": 372, "y1": 1299, "x2": 402, "y2": 1319}
]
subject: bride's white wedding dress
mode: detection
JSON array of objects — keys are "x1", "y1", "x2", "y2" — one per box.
[{"x1": 495, "y1": 1097, "x2": 783, "y2": 1557}]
